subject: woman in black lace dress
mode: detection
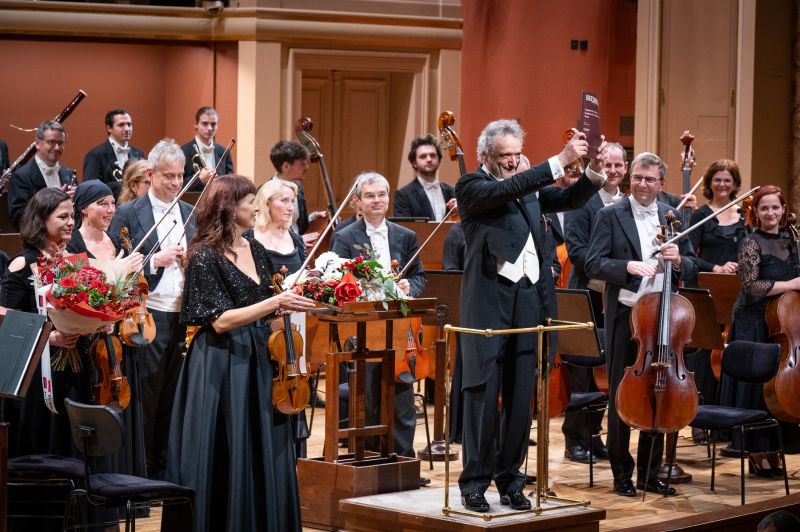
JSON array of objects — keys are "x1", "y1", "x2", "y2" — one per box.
[
  {"x1": 167, "y1": 174, "x2": 315, "y2": 532},
  {"x1": 721, "y1": 185, "x2": 800, "y2": 476},
  {"x1": 686, "y1": 160, "x2": 748, "y2": 438}
]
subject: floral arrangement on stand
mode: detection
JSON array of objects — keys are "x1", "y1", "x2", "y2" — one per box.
[
  {"x1": 35, "y1": 253, "x2": 144, "y2": 371},
  {"x1": 287, "y1": 245, "x2": 408, "y2": 314}
]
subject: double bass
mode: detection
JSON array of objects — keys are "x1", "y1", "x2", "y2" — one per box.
[
  {"x1": 296, "y1": 117, "x2": 338, "y2": 253},
  {"x1": 764, "y1": 214, "x2": 800, "y2": 422},
  {"x1": 616, "y1": 212, "x2": 698, "y2": 435}
]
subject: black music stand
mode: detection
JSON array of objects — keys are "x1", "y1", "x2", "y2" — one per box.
[
  {"x1": 0, "y1": 311, "x2": 52, "y2": 532},
  {"x1": 418, "y1": 271, "x2": 462, "y2": 461},
  {"x1": 555, "y1": 289, "x2": 602, "y2": 358}
]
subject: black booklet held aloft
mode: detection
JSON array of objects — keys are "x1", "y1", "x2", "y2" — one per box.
[
  {"x1": 0, "y1": 310, "x2": 49, "y2": 400},
  {"x1": 581, "y1": 90, "x2": 601, "y2": 159}
]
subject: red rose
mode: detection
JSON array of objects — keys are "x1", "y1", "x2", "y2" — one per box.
[
  {"x1": 334, "y1": 271, "x2": 362, "y2": 305},
  {"x1": 59, "y1": 277, "x2": 77, "y2": 289},
  {"x1": 355, "y1": 256, "x2": 363, "y2": 264},
  {"x1": 74, "y1": 292, "x2": 88, "y2": 303},
  {"x1": 325, "y1": 279, "x2": 339, "y2": 288},
  {"x1": 292, "y1": 285, "x2": 304, "y2": 295}
]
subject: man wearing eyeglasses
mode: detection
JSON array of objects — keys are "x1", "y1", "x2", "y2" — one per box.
[
  {"x1": 84, "y1": 108, "x2": 145, "y2": 199},
  {"x1": 455, "y1": 119, "x2": 606, "y2": 513},
  {"x1": 585, "y1": 151, "x2": 699, "y2": 498},
  {"x1": 7, "y1": 120, "x2": 76, "y2": 230}
]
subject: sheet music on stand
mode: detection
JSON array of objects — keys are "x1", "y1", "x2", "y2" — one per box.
[{"x1": 0, "y1": 310, "x2": 51, "y2": 400}]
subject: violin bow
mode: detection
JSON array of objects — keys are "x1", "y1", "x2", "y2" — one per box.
[
  {"x1": 675, "y1": 175, "x2": 704, "y2": 211},
  {"x1": 286, "y1": 180, "x2": 359, "y2": 291},
  {"x1": 131, "y1": 138, "x2": 235, "y2": 255},
  {"x1": 132, "y1": 219, "x2": 178, "y2": 279},
  {"x1": 395, "y1": 205, "x2": 458, "y2": 281},
  {"x1": 174, "y1": 139, "x2": 236, "y2": 243},
  {"x1": 650, "y1": 186, "x2": 760, "y2": 258}
]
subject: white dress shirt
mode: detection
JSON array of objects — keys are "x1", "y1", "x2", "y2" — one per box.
[
  {"x1": 417, "y1": 176, "x2": 447, "y2": 221},
  {"x1": 618, "y1": 197, "x2": 664, "y2": 307},
  {"x1": 109, "y1": 138, "x2": 130, "y2": 169},
  {"x1": 365, "y1": 219, "x2": 392, "y2": 272},
  {"x1": 146, "y1": 190, "x2": 187, "y2": 312},
  {"x1": 35, "y1": 155, "x2": 61, "y2": 189},
  {"x1": 194, "y1": 136, "x2": 216, "y2": 170}
]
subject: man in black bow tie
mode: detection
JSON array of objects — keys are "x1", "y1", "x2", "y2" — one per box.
[
  {"x1": 84, "y1": 108, "x2": 145, "y2": 198},
  {"x1": 585, "y1": 151, "x2": 699, "y2": 497},
  {"x1": 393, "y1": 134, "x2": 456, "y2": 220},
  {"x1": 180, "y1": 106, "x2": 234, "y2": 191},
  {"x1": 7, "y1": 120, "x2": 76, "y2": 230}
]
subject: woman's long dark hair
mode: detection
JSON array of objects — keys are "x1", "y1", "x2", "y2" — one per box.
[
  {"x1": 20, "y1": 188, "x2": 71, "y2": 250},
  {"x1": 186, "y1": 174, "x2": 256, "y2": 262}
]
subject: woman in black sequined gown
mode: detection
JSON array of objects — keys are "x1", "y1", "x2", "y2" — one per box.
[
  {"x1": 721, "y1": 185, "x2": 800, "y2": 476},
  {"x1": 167, "y1": 175, "x2": 315, "y2": 532}
]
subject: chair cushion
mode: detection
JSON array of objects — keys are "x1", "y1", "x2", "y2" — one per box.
[
  {"x1": 565, "y1": 391, "x2": 607, "y2": 411},
  {"x1": 90, "y1": 473, "x2": 194, "y2": 501},
  {"x1": 8, "y1": 454, "x2": 85, "y2": 479},
  {"x1": 690, "y1": 405, "x2": 769, "y2": 430}
]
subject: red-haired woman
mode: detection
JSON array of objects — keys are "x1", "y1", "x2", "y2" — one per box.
[
  {"x1": 720, "y1": 185, "x2": 800, "y2": 476},
  {"x1": 167, "y1": 174, "x2": 315, "y2": 532}
]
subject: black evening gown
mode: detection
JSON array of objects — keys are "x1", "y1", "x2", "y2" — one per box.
[
  {"x1": 721, "y1": 229, "x2": 800, "y2": 452},
  {"x1": 66, "y1": 230, "x2": 148, "y2": 478},
  {"x1": 686, "y1": 205, "x2": 748, "y2": 405},
  {"x1": 167, "y1": 238, "x2": 302, "y2": 532}
]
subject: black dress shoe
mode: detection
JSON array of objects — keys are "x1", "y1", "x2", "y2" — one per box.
[
  {"x1": 591, "y1": 438, "x2": 609, "y2": 459},
  {"x1": 419, "y1": 476, "x2": 431, "y2": 486},
  {"x1": 637, "y1": 478, "x2": 677, "y2": 496},
  {"x1": 461, "y1": 492, "x2": 490, "y2": 512},
  {"x1": 564, "y1": 443, "x2": 595, "y2": 464},
  {"x1": 499, "y1": 490, "x2": 531, "y2": 510},
  {"x1": 613, "y1": 478, "x2": 637, "y2": 497}
]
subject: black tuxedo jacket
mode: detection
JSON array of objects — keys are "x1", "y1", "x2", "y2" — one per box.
[
  {"x1": 392, "y1": 178, "x2": 455, "y2": 220},
  {"x1": 584, "y1": 197, "x2": 699, "y2": 352},
  {"x1": 563, "y1": 192, "x2": 604, "y2": 290},
  {"x1": 7, "y1": 159, "x2": 74, "y2": 230},
  {"x1": 108, "y1": 194, "x2": 196, "y2": 289},
  {"x1": 330, "y1": 218, "x2": 426, "y2": 298},
  {"x1": 180, "y1": 140, "x2": 235, "y2": 191},
  {"x1": 456, "y1": 164, "x2": 599, "y2": 387},
  {"x1": 295, "y1": 181, "x2": 310, "y2": 235},
  {"x1": 0, "y1": 138, "x2": 8, "y2": 173},
  {"x1": 83, "y1": 140, "x2": 145, "y2": 198}
]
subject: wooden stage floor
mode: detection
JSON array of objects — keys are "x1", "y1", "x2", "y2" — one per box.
[{"x1": 137, "y1": 386, "x2": 800, "y2": 531}]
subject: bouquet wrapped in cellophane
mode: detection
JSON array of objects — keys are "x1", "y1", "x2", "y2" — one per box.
[{"x1": 34, "y1": 253, "x2": 145, "y2": 371}]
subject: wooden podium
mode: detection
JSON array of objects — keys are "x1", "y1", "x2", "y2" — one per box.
[{"x1": 297, "y1": 298, "x2": 435, "y2": 530}]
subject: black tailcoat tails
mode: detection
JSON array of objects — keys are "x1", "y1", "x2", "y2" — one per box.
[
  {"x1": 585, "y1": 197, "x2": 698, "y2": 482},
  {"x1": 456, "y1": 163, "x2": 598, "y2": 496}
]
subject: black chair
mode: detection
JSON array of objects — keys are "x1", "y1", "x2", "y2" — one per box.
[
  {"x1": 7, "y1": 454, "x2": 86, "y2": 529},
  {"x1": 681, "y1": 340, "x2": 788, "y2": 505},
  {"x1": 560, "y1": 328, "x2": 609, "y2": 488},
  {"x1": 62, "y1": 398, "x2": 194, "y2": 532}
]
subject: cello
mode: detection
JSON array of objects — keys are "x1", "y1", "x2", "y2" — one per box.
[
  {"x1": 438, "y1": 111, "x2": 467, "y2": 178},
  {"x1": 763, "y1": 214, "x2": 800, "y2": 422},
  {"x1": 616, "y1": 212, "x2": 698, "y2": 437},
  {"x1": 269, "y1": 267, "x2": 312, "y2": 415}
]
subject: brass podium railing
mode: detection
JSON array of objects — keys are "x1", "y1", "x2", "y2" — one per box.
[{"x1": 441, "y1": 319, "x2": 595, "y2": 520}]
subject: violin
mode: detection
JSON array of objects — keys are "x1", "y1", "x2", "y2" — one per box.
[
  {"x1": 89, "y1": 332, "x2": 131, "y2": 409},
  {"x1": 616, "y1": 211, "x2": 698, "y2": 433},
  {"x1": 117, "y1": 227, "x2": 156, "y2": 346},
  {"x1": 764, "y1": 213, "x2": 800, "y2": 422},
  {"x1": 268, "y1": 267, "x2": 311, "y2": 415},
  {"x1": 395, "y1": 317, "x2": 431, "y2": 384}
]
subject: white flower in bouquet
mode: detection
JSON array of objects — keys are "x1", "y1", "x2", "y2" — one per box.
[{"x1": 314, "y1": 251, "x2": 348, "y2": 281}]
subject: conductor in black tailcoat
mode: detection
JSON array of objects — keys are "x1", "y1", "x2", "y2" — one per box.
[
  {"x1": 393, "y1": 134, "x2": 456, "y2": 220},
  {"x1": 7, "y1": 121, "x2": 76, "y2": 230},
  {"x1": 180, "y1": 106, "x2": 234, "y2": 191},
  {"x1": 585, "y1": 151, "x2": 699, "y2": 497},
  {"x1": 83, "y1": 109, "x2": 145, "y2": 198},
  {"x1": 331, "y1": 171, "x2": 425, "y2": 462},
  {"x1": 456, "y1": 119, "x2": 606, "y2": 512}
]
